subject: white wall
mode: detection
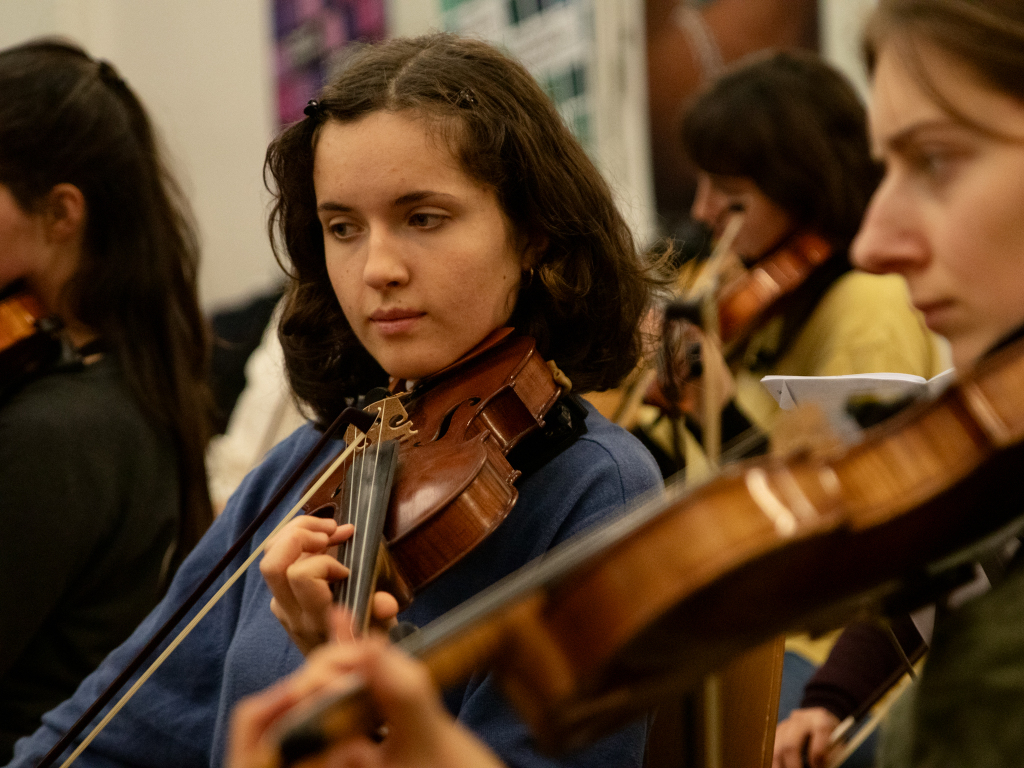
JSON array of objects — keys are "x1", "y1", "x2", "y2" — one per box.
[
  {"x1": 388, "y1": 0, "x2": 655, "y2": 247},
  {"x1": 819, "y1": 0, "x2": 878, "y2": 102},
  {"x1": 0, "y1": 0, "x2": 280, "y2": 312}
]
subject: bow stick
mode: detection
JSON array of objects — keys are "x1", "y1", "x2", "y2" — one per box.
[{"x1": 39, "y1": 404, "x2": 379, "y2": 768}]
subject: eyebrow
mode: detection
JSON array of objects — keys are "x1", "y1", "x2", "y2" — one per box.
[
  {"x1": 878, "y1": 118, "x2": 964, "y2": 156},
  {"x1": 316, "y1": 190, "x2": 456, "y2": 214}
]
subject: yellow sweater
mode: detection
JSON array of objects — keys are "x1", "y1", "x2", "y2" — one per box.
[{"x1": 734, "y1": 270, "x2": 947, "y2": 435}]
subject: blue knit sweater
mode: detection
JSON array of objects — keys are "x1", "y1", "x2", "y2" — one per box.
[{"x1": 11, "y1": 402, "x2": 661, "y2": 768}]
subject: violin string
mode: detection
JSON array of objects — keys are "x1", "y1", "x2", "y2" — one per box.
[
  {"x1": 342, "y1": 398, "x2": 385, "y2": 632},
  {"x1": 343, "y1": 418, "x2": 359, "y2": 612},
  {"x1": 346, "y1": 406, "x2": 366, "y2": 619},
  {"x1": 344, "y1": 398, "x2": 376, "y2": 612},
  {"x1": 56, "y1": 429, "x2": 371, "y2": 768},
  {"x1": 352, "y1": 398, "x2": 388, "y2": 635}
]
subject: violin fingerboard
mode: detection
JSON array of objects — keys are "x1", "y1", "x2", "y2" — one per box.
[{"x1": 334, "y1": 439, "x2": 399, "y2": 634}]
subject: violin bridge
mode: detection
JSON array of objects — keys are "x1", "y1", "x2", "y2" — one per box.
[{"x1": 345, "y1": 394, "x2": 418, "y2": 448}]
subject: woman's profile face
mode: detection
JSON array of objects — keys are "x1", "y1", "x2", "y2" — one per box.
[
  {"x1": 314, "y1": 110, "x2": 524, "y2": 381},
  {"x1": 852, "y1": 40, "x2": 1024, "y2": 370},
  {"x1": 690, "y1": 172, "x2": 794, "y2": 264},
  {"x1": 0, "y1": 183, "x2": 47, "y2": 290}
]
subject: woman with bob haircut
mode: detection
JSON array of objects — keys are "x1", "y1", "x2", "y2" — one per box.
[
  {"x1": 0, "y1": 40, "x2": 214, "y2": 759},
  {"x1": 12, "y1": 33, "x2": 662, "y2": 768},
  {"x1": 646, "y1": 49, "x2": 942, "y2": 475}
]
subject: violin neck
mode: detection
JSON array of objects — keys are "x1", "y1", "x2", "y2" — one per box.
[{"x1": 334, "y1": 438, "x2": 399, "y2": 634}]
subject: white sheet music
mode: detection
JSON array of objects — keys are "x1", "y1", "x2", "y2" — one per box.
[{"x1": 760, "y1": 369, "x2": 956, "y2": 441}]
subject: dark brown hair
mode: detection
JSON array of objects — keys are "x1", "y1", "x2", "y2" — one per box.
[
  {"x1": 0, "y1": 39, "x2": 214, "y2": 564},
  {"x1": 865, "y1": 0, "x2": 1024, "y2": 133},
  {"x1": 266, "y1": 33, "x2": 655, "y2": 426},
  {"x1": 681, "y1": 49, "x2": 880, "y2": 254}
]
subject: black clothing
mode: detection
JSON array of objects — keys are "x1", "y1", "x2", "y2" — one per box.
[{"x1": 0, "y1": 356, "x2": 179, "y2": 760}]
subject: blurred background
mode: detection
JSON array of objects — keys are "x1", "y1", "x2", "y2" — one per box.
[{"x1": 0, "y1": 0, "x2": 877, "y2": 314}]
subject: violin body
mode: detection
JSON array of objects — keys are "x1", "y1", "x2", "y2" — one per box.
[
  {"x1": 609, "y1": 231, "x2": 833, "y2": 429},
  {"x1": 0, "y1": 282, "x2": 61, "y2": 390},
  {"x1": 302, "y1": 331, "x2": 563, "y2": 596},
  {"x1": 717, "y1": 231, "x2": 832, "y2": 345},
  {"x1": 275, "y1": 334, "x2": 1024, "y2": 764}
]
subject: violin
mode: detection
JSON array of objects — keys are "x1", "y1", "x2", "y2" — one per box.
[
  {"x1": 607, "y1": 228, "x2": 832, "y2": 439},
  {"x1": 301, "y1": 329, "x2": 564, "y2": 615},
  {"x1": 0, "y1": 281, "x2": 62, "y2": 393},
  {"x1": 268, "y1": 332, "x2": 1024, "y2": 766},
  {"x1": 37, "y1": 328, "x2": 567, "y2": 768},
  {"x1": 716, "y1": 230, "x2": 832, "y2": 347}
]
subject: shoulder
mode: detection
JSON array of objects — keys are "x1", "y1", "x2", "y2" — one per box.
[
  {"x1": 562, "y1": 400, "x2": 663, "y2": 498},
  {"x1": 0, "y1": 358, "x2": 175, "y2": 482},
  {"x1": 3, "y1": 358, "x2": 140, "y2": 435},
  {"x1": 516, "y1": 400, "x2": 662, "y2": 543},
  {"x1": 779, "y1": 272, "x2": 943, "y2": 378},
  {"x1": 817, "y1": 270, "x2": 912, "y2": 309}
]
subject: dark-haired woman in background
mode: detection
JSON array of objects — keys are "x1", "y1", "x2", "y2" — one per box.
[
  {"x1": 0, "y1": 40, "x2": 214, "y2": 759},
  {"x1": 634, "y1": 49, "x2": 944, "y2": 768},
  {"x1": 642, "y1": 49, "x2": 944, "y2": 476}
]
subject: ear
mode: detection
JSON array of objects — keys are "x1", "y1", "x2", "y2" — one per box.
[
  {"x1": 43, "y1": 183, "x2": 87, "y2": 243},
  {"x1": 521, "y1": 233, "x2": 550, "y2": 271}
]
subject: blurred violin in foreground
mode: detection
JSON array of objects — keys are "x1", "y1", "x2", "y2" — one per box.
[{"x1": 267, "y1": 331, "x2": 1024, "y2": 767}]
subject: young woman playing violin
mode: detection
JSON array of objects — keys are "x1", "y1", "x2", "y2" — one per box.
[
  {"x1": 0, "y1": 40, "x2": 213, "y2": 760},
  {"x1": 11, "y1": 34, "x2": 662, "y2": 768},
  {"x1": 643, "y1": 49, "x2": 944, "y2": 473},
  {"x1": 778, "y1": 1, "x2": 1024, "y2": 766},
  {"x1": 230, "y1": 6, "x2": 1024, "y2": 764}
]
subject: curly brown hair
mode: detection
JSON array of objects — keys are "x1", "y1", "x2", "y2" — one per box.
[{"x1": 266, "y1": 33, "x2": 655, "y2": 426}]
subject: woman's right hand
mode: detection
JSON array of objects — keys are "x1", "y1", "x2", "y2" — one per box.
[
  {"x1": 227, "y1": 610, "x2": 507, "y2": 768},
  {"x1": 260, "y1": 515, "x2": 355, "y2": 654},
  {"x1": 772, "y1": 707, "x2": 840, "y2": 768}
]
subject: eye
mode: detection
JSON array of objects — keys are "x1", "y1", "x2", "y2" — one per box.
[
  {"x1": 907, "y1": 142, "x2": 968, "y2": 186},
  {"x1": 408, "y1": 211, "x2": 448, "y2": 229},
  {"x1": 915, "y1": 151, "x2": 947, "y2": 177},
  {"x1": 327, "y1": 220, "x2": 360, "y2": 240}
]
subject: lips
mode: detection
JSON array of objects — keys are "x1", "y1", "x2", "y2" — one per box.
[
  {"x1": 371, "y1": 308, "x2": 422, "y2": 321},
  {"x1": 913, "y1": 298, "x2": 955, "y2": 330},
  {"x1": 369, "y1": 308, "x2": 425, "y2": 334}
]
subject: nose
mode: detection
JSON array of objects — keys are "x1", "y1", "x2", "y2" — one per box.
[
  {"x1": 851, "y1": 174, "x2": 927, "y2": 275},
  {"x1": 690, "y1": 174, "x2": 729, "y2": 233},
  {"x1": 362, "y1": 227, "x2": 409, "y2": 290}
]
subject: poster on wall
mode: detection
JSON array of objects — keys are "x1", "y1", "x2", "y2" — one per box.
[
  {"x1": 442, "y1": 0, "x2": 594, "y2": 150},
  {"x1": 273, "y1": 0, "x2": 388, "y2": 126}
]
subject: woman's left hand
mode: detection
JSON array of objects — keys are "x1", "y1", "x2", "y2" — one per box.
[{"x1": 260, "y1": 516, "x2": 400, "y2": 654}]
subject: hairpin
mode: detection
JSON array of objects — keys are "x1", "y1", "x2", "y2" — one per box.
[
  {"x1": 304, "y1": 99, "x2": 323, "y2": 118},
  {"x1": 455, "y1": 88, "x2": 477, "y2": 108}
]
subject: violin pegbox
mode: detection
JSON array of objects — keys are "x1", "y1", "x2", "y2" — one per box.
[{"x1": 344, "y1": 393, "x2": 418, "y2": 450}]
